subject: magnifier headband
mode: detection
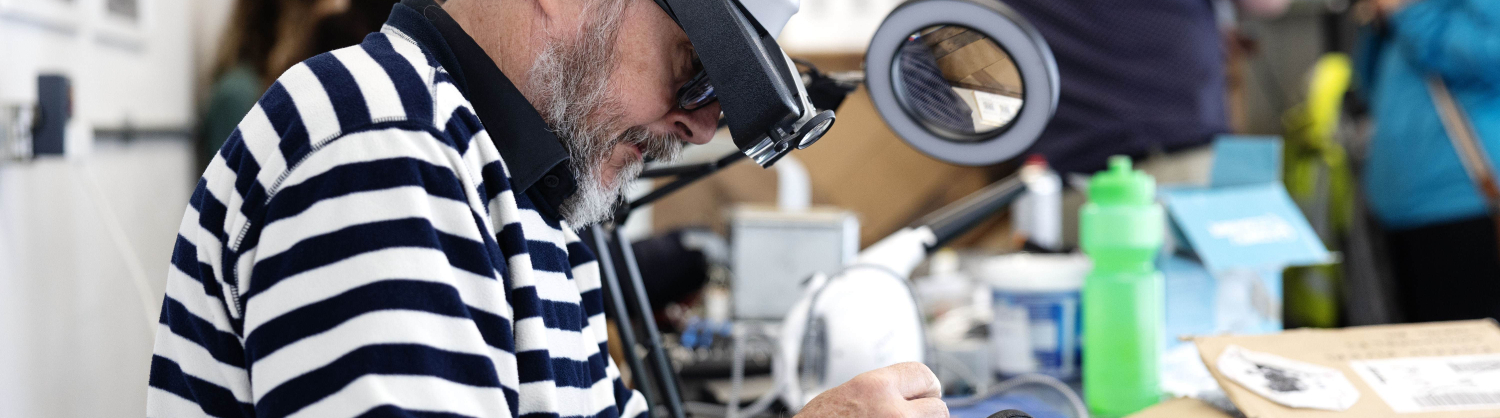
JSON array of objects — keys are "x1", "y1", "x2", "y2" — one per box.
[{"x1": 649, "y1": 0, "x2": 833, "y2": 167}]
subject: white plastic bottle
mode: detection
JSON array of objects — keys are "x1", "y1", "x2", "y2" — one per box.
[{"x1": 1013, "y1": 155, "x2": 1063, "y2": 252}]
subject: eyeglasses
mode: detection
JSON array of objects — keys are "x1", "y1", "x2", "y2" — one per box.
[
  {"x1": 677, "y1": 58, "x2": 716, "y2": 111},
  {"x1": 653, "y1": 0, "x2": 717, "y2": 112}
]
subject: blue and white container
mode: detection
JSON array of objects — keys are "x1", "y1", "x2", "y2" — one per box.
[{"x1": 980, "y1": 254, "x2": 1091, "y2": 379}]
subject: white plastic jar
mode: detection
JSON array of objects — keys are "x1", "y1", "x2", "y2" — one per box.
[{"x1": 978, "y1": 253, "x2": 1091, "y2": 379}]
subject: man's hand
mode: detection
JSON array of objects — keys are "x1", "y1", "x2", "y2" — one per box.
[{"x1": 796, "y1": 362, "x2": 949, "y2": 418}]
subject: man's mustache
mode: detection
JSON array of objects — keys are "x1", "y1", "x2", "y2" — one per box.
[{"x1": 618, "y1": 127, "x2": 684, "y2": 163}]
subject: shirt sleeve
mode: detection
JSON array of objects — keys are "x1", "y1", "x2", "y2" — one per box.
[
  {"x1": 147, "y1": 177, "x2": 257, "y2": 418},
  {"x1": 240, "y1": 128, "x2": 518, "y2": 418},
  {"x1": 615, "y1": 367, "x2": 650, "y2": 418},
  {"x1": 1388, "y1": 0, "x2": 1500, "y2": 85}
]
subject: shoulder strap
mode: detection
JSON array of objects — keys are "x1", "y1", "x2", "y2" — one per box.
[{"x1": 1427, "y1": 76, "x2": 1500, "y2": 212}]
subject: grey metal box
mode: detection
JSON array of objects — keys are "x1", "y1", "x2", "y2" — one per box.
[{"x1": 730, "y1": 205, "x2": 858, "y2": 320}]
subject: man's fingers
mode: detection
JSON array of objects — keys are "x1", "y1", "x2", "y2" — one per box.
[
  {"x1": 804, "y1": 363, "x2": 946, "y2": 418},
  {"x1": 886, "y1": 362, "x2": 942, "y2": 400},
  {"x1": 905, "y1": 397, "x2": 951, "y2": 418}
]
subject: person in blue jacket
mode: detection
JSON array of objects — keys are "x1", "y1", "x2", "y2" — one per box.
[{"x1": 1358, "y1": 0, "x2": 1500, "y2": 321}]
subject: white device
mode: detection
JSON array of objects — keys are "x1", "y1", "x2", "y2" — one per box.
[{"x1": 776, "y1": 227, "x2": 935, "y2": 411}]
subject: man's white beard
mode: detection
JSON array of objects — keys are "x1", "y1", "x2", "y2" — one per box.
[{"x1": 525, "y1": 2, "x2": 683, "y2": 229}]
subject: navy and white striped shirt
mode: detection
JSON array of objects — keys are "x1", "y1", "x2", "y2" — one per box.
[{"x1": 147, "y1": 3, "x2": 646, "y2": 417}]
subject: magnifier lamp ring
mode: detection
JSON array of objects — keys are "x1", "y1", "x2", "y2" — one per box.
[{"x1": 864, "y1": 0, "x2": 1059, "y2": 166}]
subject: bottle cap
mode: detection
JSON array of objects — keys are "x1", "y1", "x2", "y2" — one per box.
[{"x1": 1088, "y1": 156, "x2": 1155, "y2": 205}]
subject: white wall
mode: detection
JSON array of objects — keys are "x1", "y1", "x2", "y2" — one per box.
[
  {"x1": 0, "y1": 0, "x2": 201, "y2": 415},
  {"x1": 0, "y1": 137, "x2": 194, "y2": 417},
  {"x1": 779, "y1": 0, "x2": 905, "y2": 54}
]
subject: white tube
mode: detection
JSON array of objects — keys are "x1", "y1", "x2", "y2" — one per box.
[{"x1": 774, "y1": 154, "x2": 811, "y2": 212}]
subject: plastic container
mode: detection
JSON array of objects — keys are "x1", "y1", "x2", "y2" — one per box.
[
  {"x1": 1081, "y1": 156, "x2": 1165, "y2": 418},
  {"x1": 979, "y1": 253, "x2": 1091, "y2": 379},
  {"x1": 1012, "y1": 155, "x2": 1064, "y2": 251},
  {"x1": 915, "y1": 249, "x2": 976, "y2": 319}
]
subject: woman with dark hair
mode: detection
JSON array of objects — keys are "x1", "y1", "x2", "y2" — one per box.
[
  {"x1": 198, "y1": 0, "x2": 282, "y2": 166},
  {"x1": 198, "y1": 0, "x2": 396, "y2": 166}
]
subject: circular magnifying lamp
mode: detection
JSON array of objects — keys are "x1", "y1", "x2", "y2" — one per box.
[{"x1": 865, "y1": 0, "x2": 1059, "y2": 166}]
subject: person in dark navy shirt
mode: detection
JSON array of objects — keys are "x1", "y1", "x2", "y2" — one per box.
[{"x1": 1006, "y1": 0, "x2": 1288, "y2": 174}]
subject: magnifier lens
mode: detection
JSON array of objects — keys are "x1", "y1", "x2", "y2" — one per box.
[
  {"x1": 798, "y1": 119, "x2": 832, "y2": 149},
  {"x1": 795, "y1": 110, "x2": 836, "y2": 149}
]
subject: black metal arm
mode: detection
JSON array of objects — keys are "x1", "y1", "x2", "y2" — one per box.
[
  {"x1": 591, "y1": 151, "x2": 746, "y2": 418},
  {"x1": 914, "y1": 172, "x2": 1029, "y2": 251},
  {"x1": 614, "y1": 152, "x2": 745, "y2": 224},
  {"x1": 587, "y1": 226, "x2": 656, "y2": 405}
]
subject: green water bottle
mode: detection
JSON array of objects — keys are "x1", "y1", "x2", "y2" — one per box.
[{"x1": 1081, "y1": 156, "x2": 1165, "y2": 417}]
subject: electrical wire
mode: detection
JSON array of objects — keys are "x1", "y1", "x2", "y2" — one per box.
[
  {"x1": 737, "y1": 379, "x2": 784, "y2": 418},
  {"x1": 75, "y1": 160, "x2": 158, "y2": 334},
  {"x1": 683, "y1": 320, "x2": 786, "y2": 418},
  {"x1": 727, "y1": 323, "x2": 746, "y2": 418},
  {"x1": 933, "y1": 350, "x2": 991, "y2": 395},
  {"x1": 732, "y1": 322, "x2": 784, "y2": 418},
  {"x1": 688, "y1": 377, "x2": 784, "y2": 418}
]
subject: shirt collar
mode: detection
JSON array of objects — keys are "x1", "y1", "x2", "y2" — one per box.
[{"x1": 388, "y1": 0, "x2": 578, "y2": 217}]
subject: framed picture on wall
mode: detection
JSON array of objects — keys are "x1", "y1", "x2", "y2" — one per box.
[{"x1": 95, "y1": 0, "x2": 148, "y2": 53}]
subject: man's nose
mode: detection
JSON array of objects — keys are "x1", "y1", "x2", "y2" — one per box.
[{"x1": 662, "y1": 101, "x2": 721, "y2": 145}]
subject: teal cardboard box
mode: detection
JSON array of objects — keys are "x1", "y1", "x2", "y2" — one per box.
[{"x1": 1159, "y1": 136, "x2": 1333, "y2": 345}]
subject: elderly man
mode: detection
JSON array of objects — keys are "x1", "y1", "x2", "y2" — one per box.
[{"x1": 146, "y1": 0, "x2": 945, "y2": 416}]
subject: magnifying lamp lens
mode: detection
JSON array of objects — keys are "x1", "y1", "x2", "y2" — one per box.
[{"x1": 897, "y1": 25, "x2": 1024, "y2": 140}]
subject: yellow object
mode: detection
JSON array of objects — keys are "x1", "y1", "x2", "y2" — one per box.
[{"x1": 1281, "y1": 53, "x2": 1354, "y2": 328}]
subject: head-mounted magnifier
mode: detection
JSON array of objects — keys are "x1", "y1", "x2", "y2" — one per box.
[{"x1": 650, "y1": 0, "x2": 835, "y2": 168}]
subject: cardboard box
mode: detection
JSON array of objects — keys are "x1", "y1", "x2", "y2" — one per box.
[
  {"x1": 1161, "y1": 137, "x2": 1333, "y2": 348},
  {"x1": 1194, "y1": 320, "x2": 1500, "y2": 418}
]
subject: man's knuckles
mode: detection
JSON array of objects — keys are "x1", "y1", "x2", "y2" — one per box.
[{"x1": 845, "y1": 371, "x2": 896, "y2": 395}]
